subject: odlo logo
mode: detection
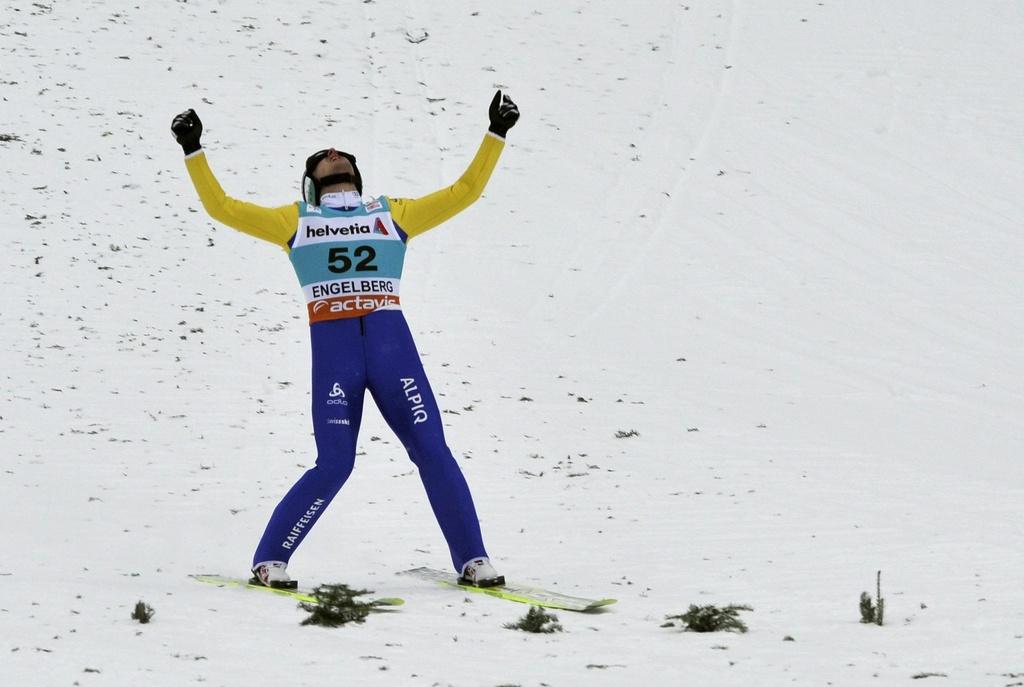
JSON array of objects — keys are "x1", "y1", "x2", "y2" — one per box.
[{"x1": 327, "y1": 383, "x2": 348, "y2": 405}]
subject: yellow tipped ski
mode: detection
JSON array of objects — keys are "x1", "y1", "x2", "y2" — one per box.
[
  {"x1": 191, "y1": 574, "x2": 404, "y2": 606},
  {"x1": 398, "y1": 567, "x2": 616, "y2": 612}
]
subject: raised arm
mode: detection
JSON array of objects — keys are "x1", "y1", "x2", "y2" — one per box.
[
  {"x1": 172, "y1": 109, "x2": 297, "y2": 249},
  {"x1": 389, "y1": 91, "x2": 520, "y2": 239}
]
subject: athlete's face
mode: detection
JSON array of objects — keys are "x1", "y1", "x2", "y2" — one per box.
[{"x1": 312, "y1": 148, "x2": 354, "y2": 181}]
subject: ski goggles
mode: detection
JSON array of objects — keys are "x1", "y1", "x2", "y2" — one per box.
[{"x1": 305, "y1": 148, "x2": 357, "y2": 176}]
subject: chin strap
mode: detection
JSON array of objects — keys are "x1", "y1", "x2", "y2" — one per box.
[
  {"x1": 318, "y1": 172, "x2": 358, "y2": 188},
  {"x1": 302, "y1": 170, "x2": 363, "y2": 204}
]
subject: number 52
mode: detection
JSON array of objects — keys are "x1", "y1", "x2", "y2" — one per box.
[{"x1": 327, "y1": 245, "x2": 378, "y2": 273}]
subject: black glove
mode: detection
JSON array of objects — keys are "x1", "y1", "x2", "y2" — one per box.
[
  {"x1": 171, "y1": 109, "x2": 203, "y2": 155},
  {"x1": 488, "y1": 90, "x2": 519, "y2": 138}
]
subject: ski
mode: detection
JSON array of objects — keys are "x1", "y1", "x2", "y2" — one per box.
[
  {"x1": 398, "y1": 567, "x2": 616, "y2": 612},
  {"x1": 191, "y1": 574, "x2": 404, "y2": 607}
]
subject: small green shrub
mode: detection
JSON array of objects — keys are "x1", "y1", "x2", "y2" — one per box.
[
  {"x1": 860, "y1": 571, "x2": 885, "y2": 626},
  {"x1": 298, "y1": 584, "x2": 376, "y2": 627},
  {"x1": 504, "y1": 606, "x2": 563, "y2": 633},
  {"x1": 664, "y1": 604, "x2": 753, "y2": 633},
  {"x1": 131, "y1": 601, "x2": 155, "y2": 624}
]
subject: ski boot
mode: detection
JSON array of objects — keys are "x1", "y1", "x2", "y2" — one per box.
[
  {"x1": 458, "y1": 557, "x2": 505, "y2": 588},
  {"x1": 250, "y1": 561, "x2": 298, "y2": 590}
]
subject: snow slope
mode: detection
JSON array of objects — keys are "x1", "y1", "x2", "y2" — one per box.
[{"x1": 1, "y1": 0, "x2": 1022, "y2": 685}]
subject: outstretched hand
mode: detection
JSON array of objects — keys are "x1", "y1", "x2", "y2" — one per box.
[
  {"x1": 488, "y1": 90, "x2": 520, "y2": 137},
  {"x1": 171, "y1": 109, "x2": 203, "y2": 155}
]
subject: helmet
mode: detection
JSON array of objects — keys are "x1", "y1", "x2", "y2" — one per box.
[{"x1": 302, "y1": 148, "x2": 362, "y2": 204}]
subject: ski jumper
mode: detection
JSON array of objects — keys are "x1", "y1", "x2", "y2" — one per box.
[{"x1": 183, "y1": 133, "x2": 506, "y2": 571}]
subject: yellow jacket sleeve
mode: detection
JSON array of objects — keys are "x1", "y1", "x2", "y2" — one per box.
[
  {"x1": 184, "y1": 151, "x2": 298, "y2": 249},
  {"x1": 387, "y1": 132, "x2": 505, "y2": 239}
]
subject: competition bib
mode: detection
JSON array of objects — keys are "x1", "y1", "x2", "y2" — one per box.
[{"x1": 289, "y1": 198, "x2": 406, "y2": 323}]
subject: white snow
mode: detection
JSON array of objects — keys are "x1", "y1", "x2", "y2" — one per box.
[{"x1": 2, "y1": 0, "x2": 1022, "y2": 685}]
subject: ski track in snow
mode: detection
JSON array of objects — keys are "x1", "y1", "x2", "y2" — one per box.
[{"x1": 1, "y1": 1, "x2": 1023, "y2": 685}]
